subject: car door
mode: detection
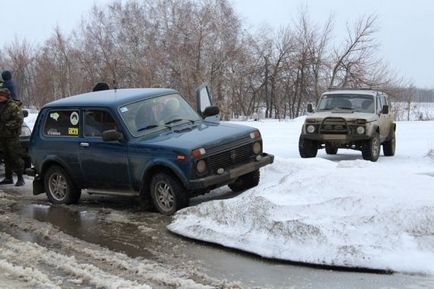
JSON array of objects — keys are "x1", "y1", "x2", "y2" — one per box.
[
  {"x1": 376, "y1": 94, "x2": 389, "y2": 141},
  {"x1": 79, "y1": 109, "x2": 131, "y2": 191},
  {"x1": 381, "y1": 94, "x2": 392, "y2": 138}
]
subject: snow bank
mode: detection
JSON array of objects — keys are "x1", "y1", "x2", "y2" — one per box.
[{"x1": 169, "y1": 120, "x2": 434, "y2": 274}]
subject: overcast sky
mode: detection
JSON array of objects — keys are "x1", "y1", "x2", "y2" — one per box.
[{"x1": 1, "y1": 0, "x2": 433, "y2": 88}]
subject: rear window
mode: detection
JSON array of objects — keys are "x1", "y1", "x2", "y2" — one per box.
[{"x1": 43, "y1": 110, "x2": 80, "y2": 137}]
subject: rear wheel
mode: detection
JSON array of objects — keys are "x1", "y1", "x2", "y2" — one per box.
[
  {"x1": 150, "y1": 172, "x2": 188, "y2": 215},
  {"x1": 44, "y1": 165, "x2": 81, "y2": 204},
  {"x1": 383, "y1": 131, "x2": 396, "y2": 156},
  {"x1": 299, "y1": 137, "x2": 318, "y2": 158},
  {"x1": 362, "y1": 132, "x2": 380, "y2": 162},
  {"x1": 229, "y1": 170, "x2": 260, "y2": 193},
  {"x1": 325, "y1": 144, "x2": 338, "y2": 155}
]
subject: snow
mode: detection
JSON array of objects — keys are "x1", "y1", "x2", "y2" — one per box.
[{"x1": 168, "y1": 119, "x2": 434, "y2": 275}]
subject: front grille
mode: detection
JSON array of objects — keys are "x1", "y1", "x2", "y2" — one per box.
[
  {"x1": 319, "y1": 117, "x2": 349, "y2": 134},
  {"x1": 207, "y1": 143, "x2": 254, "y2": 173}
]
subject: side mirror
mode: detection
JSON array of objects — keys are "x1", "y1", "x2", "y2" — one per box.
[
  {"x1": 307, "y1": 103, "x2": 314, "y2": 113},
  {"x1": 202, "y1": 106, "x2": 220, "y2": 118},
  {"x1": 102, "y1": 129, "x2": 123, "y2": 142},
  {"x1": 382, "y1": 105, "x2": 389, "y2": 114},
  {"x1": 22, "y1": 109, "x2": 29, "y2": 118}
]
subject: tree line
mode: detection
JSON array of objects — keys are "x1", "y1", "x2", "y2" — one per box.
[{"x1": 0, "y1": 0, "x2": 428, "y2": 119}]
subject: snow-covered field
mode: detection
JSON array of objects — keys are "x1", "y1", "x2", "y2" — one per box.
[{"x1": 169, "y1": 119, "x2": 434, "y2": 275}]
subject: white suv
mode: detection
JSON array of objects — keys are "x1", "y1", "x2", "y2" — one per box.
[{"x1": 299, "y1": 89, "x2": 396, "y2": 162}]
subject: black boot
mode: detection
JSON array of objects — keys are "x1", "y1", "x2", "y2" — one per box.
[
  {"x1": 15, "y1": 174, "x2": 25, "y2": 187},
  {"x1": 0, "y1": 178, "x2": 13, "y2": 185}
]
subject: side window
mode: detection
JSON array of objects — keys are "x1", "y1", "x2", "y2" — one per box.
[
  {"x1": 376, "y1": 96, "x2": 383, "y2": 113},
  {"x1": 44, "y1": 110, "x2": 80, "y2": 137},
  {"x1": 84, "y1": 110, "x2": 117, "y2": 137}
]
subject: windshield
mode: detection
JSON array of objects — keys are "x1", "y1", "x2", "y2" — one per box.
[
  {"x1": 119, "y1": 94, "x2": 201, "y2": 136},
  {"x1": 317, "y1": 94, "x2": 375, "y2": 113}
]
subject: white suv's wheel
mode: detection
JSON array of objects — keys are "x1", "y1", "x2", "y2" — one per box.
[{"x1": 362, "y1": 133, "x2": 380, "y2": 162}]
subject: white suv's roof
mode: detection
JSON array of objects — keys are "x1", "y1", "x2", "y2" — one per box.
[{"x1": 323, "y1": 89, "x2": 379, "y2": 96}]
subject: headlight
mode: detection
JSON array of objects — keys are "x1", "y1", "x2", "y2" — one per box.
[
  {"x1": 196, "y1": 160, "x2": 207, "y2": 174},
  {"x1": 356, "y1": 126, "x2": 365, "y2": 135},
  {"x1": 252, "y1": 142, "x2": 262, "y2": 155},
  {"x1": 307, "y1": 125, "x2": 315, "y2": 134},
  {"x1": 20, "y1": 126, "x2": 32, "y2": 137}
]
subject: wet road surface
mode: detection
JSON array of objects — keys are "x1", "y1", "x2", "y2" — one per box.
[{"x1": 1, "y1": 173, "x2": 434, "y2": 288}]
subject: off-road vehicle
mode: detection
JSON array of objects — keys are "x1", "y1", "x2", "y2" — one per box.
[
  {"x1": 28, "y1": 84, "x2": 274, "y2": 215},
  {"x1": 299, "y1": 89, "x2": 396, "y2": 162}
]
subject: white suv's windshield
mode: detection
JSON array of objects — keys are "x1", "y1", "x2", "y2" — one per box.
[
  {"x1": 317, "y1": 93, "x2": 375, "y2": 113},
  {"x1": 119, "y1": 94, "x2": 201, "y2": 136}
]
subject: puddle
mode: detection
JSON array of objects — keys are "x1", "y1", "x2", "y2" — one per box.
[{"x1": 17, "y1": 202, "x2": 156, "y2": 259}]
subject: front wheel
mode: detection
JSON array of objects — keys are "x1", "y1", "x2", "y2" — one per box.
[
  {"x1": 150, "y1": 172, "x2": 188, "y2": 215},
  {"x1": 299, "y1": 137, "x2": 318, "y2": 158},
  {"x1": 229, "y1": 170, "x2": 260, "y2": 193},
  {"x1": 362, "y1": 133, "x2": 380, "y2": 162},
  {"x1": 44, "y1": 165, "x2": 81, "y2": 204}
]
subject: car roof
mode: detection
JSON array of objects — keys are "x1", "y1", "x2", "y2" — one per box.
[
  {"x1": 44, "y1": 88, "x2": 177, "y2": 108},
  {"x1": 323, "y1": 89, "x2": 384, "y2": 97}
]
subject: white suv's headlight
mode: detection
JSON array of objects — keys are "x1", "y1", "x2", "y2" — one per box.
[
  {"x1": 356, "y1": 126, "x2": 365, "y2": 135},
  {"x1": 307, "y1": 125, "x2": 315, "y2": 134}
]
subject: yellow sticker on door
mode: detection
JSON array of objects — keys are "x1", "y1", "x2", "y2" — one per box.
[{"x1": 68, "y1": 127, "x2": 79, "y2": 135}]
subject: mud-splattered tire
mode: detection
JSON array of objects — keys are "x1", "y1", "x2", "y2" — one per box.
[
  {"x1": 229, "y1": 170, "x2": 260, "y2": 193},
  {"x1": 150, "y1": 172, "x2": 188, "y2": 215},
  {"x1": 44, "y1": 165, "x2": 81, "y2": 204},
  {"x1": 362, "y1": 132, "x2": 380, "y2": 162},
  {"x1": 383, "y1": 131, "x2": 396, "y2": 156},
  {"x1": 325, "y1": 145, "x2": 338, "y2": 155},
  {"x1": 299, "y1": 137, "x2": 318, "y2": 158}
]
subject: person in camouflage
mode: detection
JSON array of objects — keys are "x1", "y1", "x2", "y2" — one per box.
[{"x1": 0, "y1": 88, "x2": 25, "y2": 186}]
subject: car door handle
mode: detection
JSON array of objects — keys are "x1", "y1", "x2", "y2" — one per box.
[{"x1": 80, "y1": 142, "x2": 90, "y2": 148}]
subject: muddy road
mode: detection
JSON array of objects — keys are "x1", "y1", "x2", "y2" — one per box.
[{"x1": 0, "y1": 172, "x2": 433, "y2": 288}]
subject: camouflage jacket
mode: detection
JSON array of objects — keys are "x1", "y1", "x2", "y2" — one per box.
[{"x1": 0, "y1": 99, "x2": 23, "y2": 138}]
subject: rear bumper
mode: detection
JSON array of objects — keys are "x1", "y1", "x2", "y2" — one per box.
[{"x1": 188, "y1": 153, "x2": 274, "y2": 190}]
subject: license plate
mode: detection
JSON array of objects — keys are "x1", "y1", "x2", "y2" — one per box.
[{"x1": 323, "y1": 134, "x2": 346, "y2": 140}]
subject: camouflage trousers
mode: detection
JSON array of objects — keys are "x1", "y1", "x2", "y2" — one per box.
[{"x1": 0, "y1": 137, "x2": 24, "y2": 178}]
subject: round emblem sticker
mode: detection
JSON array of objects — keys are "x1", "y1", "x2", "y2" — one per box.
[{"x1": 70, "y1": 112, "x2": 79, "y2": 126}]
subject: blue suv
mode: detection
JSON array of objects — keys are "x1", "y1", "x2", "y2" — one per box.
[{"x1": 29, "y1": 84, "x2": 274, "y2": 214}]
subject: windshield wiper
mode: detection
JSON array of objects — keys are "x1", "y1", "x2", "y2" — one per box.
[
  {"x1": 335, "y1": 107, "x2": 353, "y2": 110},
  {"x1": 165, "y1": 119, "x2": 196, "y2": 125},
  {"x1": 137, "y1": 124, "x2": 160, "y2": 132}
]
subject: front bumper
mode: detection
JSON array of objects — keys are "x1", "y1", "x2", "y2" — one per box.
[
  {"x1": 301, "y1": 133, "x2": 370, "y2": 143},
  {"x1": 188, "y1": 153, "x2": 274, "y2": 190}
]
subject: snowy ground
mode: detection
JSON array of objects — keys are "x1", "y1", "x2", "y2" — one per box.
[{"x1": 169, "y1": 119, "x2": 434, "y2": 275}]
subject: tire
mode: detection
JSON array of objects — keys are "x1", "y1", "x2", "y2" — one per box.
[
  {"x1": 299, "y1": 137, "x2": 318, "y2": 158},
  {"x1": 150, "y1": 172, "x2": 188, "y2": 215},
  {"x1": 44, "y1": 165, "x2": 81, "y2": 204},
  {"x1": 362, "y1": 132, "x2": 381, "y2": 162},
  {"x1": 325, "y1": 144, "x2": 338, "y2": 155},
  {"x1": 229, "y1": 170, "x2": 260, "y2": 193},
  {"x1": 383, "y1": 131, "x2": 396, "y2": 156}
]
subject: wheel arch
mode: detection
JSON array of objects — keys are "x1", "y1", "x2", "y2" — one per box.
[
  {"x1": 40, "y1": 158, "x2": 80, "y2": 189},
  {"x1": 140, "y1": 162, "x2": 188, "y2": 200}
]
